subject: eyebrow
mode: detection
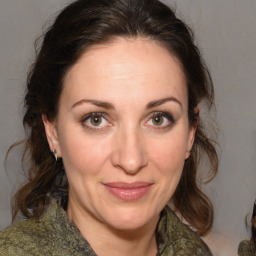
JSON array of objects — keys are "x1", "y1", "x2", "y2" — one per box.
[
  {"x1": 71, "y1": 96, "x2": 182, "y2": 110},
  {"x1": 146, "y1": 97, "x2": 183, "y2": 110},
  {"x1": 71, "y1": 99, "x2": 114, "y2": 110}
]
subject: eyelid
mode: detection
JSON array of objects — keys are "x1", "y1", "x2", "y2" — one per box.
[
  {"x1": 145, "y1": 111, "x2": 175, "y2": 129},
  {"x1": 80, "y1": 111, "x2": 175, "y2": 131},
  {"x1": 150, "y1": 111, "x2": 175, "y2": 122},
  {"x1": 81, "y1": 112, "x2": 112, "y2": 130}
]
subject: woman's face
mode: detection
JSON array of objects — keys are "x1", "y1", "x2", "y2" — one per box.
[{"x1": 44, "y1": 38, "x2": 196, "y2": 231}]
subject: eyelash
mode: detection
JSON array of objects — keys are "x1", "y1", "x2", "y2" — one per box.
[
  {"x1": 80, "y1": 111, "x2": 175, "y2": 130},
  {"x1": 81, "y1": 112, "x2": 110, "y2": 130},
  {"x1": 146, "y1": 112, "x2": 175, "y2": 129}
]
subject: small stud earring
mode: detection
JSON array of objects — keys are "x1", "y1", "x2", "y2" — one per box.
[{"x1": 52, "y1": 149, "x2": 58, "y2": 161}]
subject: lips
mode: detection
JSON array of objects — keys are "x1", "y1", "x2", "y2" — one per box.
[{"x1": 103, "y1": 182, "x2": 153, "y2": 201}]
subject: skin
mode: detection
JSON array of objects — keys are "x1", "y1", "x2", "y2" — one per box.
[{"x1": 43, "y1": 38, "x2": 197, "y2": 256}]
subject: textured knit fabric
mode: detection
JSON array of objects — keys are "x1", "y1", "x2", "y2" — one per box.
[
  {"x1": 0, "y1": 200, "x2": 212, "y2": 256},
  {"x1": 238, "y1": 240, "x2": 256, "y2": 256}
]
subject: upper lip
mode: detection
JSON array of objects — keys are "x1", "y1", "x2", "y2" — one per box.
[{"x1": 103, "y1": 182, "x2": 153, "y2": 189}]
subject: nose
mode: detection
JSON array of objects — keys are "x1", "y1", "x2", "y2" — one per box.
[{"x1": 111, "y1": 127, "x2": 148, "y2": 175}]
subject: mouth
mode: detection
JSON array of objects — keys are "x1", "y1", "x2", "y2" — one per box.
[{"x1": 103, "y1": 182, "x2": 153, "y2": 201}]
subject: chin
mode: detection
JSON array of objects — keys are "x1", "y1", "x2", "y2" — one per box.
[{"x1": 101, "y1": 204, "x2": 158, "y2": 231}]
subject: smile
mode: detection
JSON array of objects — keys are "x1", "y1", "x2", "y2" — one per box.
[{"x1": 103, "y1": 182, "x2": 153, "y2": 201}]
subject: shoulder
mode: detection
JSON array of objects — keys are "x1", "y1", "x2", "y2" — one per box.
[
  {"x1": 0, "y1": 201, "x2": 63, "y2": 255},
  {"x1": 161, "y1": 207, "x2": 213, "y2": 256},
  {"x1": 0, "y1": 217, "x2": 56, "y2": 255},
  {"x1": 0, "y1": 219, "x2": 41, "y2": 255},
  {"x1": 0, "y1": 200, "x2": 91, "y2": 256},
  {"x1": 238, "y1": 240, "x2": 256, "y2": 256}
]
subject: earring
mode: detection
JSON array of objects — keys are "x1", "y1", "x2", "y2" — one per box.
[{"x1": 52, "y1": 149, "x2": 58, "y2": 161}]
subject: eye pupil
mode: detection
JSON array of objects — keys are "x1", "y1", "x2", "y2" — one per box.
[
  {"x1": 153, "y1": 116, "x2": 163, "y2": 125},
  {"x1": 91, "y1": 116, "x2": 102, "y2": 126}
]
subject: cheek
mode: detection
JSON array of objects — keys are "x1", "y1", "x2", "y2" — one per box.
[
  {"x1": 58, "y1": 130, "x2": 111, "y2": 176},
  {"x1": 147, "y1": 135, "x2": 187, "y2": 204},
  {"x1": 149, "y1": 134, "x2": 188, "y2": 173}
]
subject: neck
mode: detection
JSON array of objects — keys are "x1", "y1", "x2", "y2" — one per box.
[{"x1": 67, "y1": 201, "x2": 159, "y2": 256}]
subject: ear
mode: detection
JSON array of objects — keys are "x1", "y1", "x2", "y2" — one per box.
[
  {"x1": 42, "y1": 114, "x2": 62, "y2": 157},
  {"x1": 185, "y1": 106, "x2": 199, "y2": 159}
]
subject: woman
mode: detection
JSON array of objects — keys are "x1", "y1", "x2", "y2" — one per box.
[{"x1": 0, "y1": 0, "x2": 218, "y2": 255}]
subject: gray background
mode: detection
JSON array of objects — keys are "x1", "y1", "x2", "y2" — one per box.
[{"x1": 0, "y1": 0, "x2": 255, "y2": 243}]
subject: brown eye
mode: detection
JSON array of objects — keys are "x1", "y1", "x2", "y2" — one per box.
[
  {"x1": 146, "y1": 112, "x2": 175, "y2": 129},
  {"x1": 152, "y1": 116, "x2": 164, "y2": 126},
  {"x1": 90, "y1": 116, "x2": 102, "y2": 126},
  {"x1": 81, "y1": 112, "x2": 111, "y2": 130}
]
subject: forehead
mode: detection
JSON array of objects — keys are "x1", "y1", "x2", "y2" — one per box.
[{"x1": 61, "y1": 37, "x2": 188, "y2": 108}]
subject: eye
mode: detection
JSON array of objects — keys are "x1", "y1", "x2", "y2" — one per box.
[
  {"x1": 152, "y1": 115, "x2": 164, "y2": 126},
  {"x1": 146, "y1": 112, "x2": 175, "y2": 129},
  {"x1": 81, "y1": 112, "x2": 111, "y2": 129}
]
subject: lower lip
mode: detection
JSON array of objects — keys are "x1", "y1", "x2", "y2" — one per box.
[{"x1": 104, "y1": 184, "x2": 152, "y2": 201}]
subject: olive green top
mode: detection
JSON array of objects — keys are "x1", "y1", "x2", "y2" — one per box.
[
  {"x1": 0, "y1": 200, "x2": 212, "y2": 256},
  {"x1": 238, "y1": 240, "x2": 256, "y2": 256}
]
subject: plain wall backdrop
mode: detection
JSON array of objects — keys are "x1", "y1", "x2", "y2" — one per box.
[{"x1": 0, "y1": 0, "x2": 255, "y2": 245}]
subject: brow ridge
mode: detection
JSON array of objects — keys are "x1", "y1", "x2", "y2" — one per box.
[
  {"x1": 71, "y1": 96, "x2": 182, "y2": 111},
  {"x1": 146, "y1": 97, "x2": 182, "y2": 109},
  {"x1": 71, "y1": 99, "x2": 114, "y2": 110}
]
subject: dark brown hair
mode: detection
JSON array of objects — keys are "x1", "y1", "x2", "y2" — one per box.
[{"x1": 11, "y1": 0, "x2": 218, "y2": 236}]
